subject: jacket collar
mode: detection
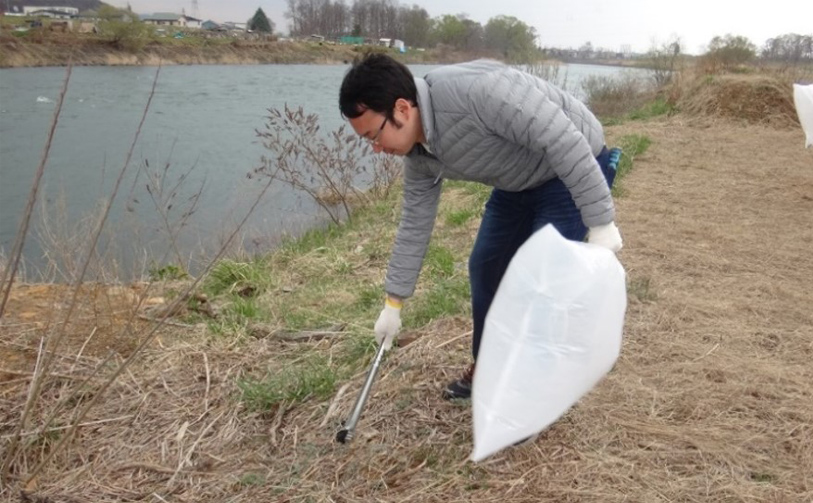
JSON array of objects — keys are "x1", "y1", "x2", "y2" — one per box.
[{"x1": 415, "y1": 78, "x2": 436, "y2": 149}]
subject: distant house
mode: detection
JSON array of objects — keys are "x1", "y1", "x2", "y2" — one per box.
[
  {"x1": 26, "y1": 9, "x2": 76, "y2": 19},
  {"x1": 141, "y1": 13, "x2": 182, "y2": 26},
  {"x1": 22, "y1": 6, "x2": 78, "y2": 16},
  {"x1": 221, "y1": 21, "x2": 247, "y2": 32},
  {"x1": 141, "y1": 12, "x2": 181, "y2": 26},
  {"x1": 140, "y1": 13, "x2": 202, "y2": 28},
  {"x1": 201, "y1": 20, "x2": 221, "y2": 30},
  {"x1": 378, "y1": 38, "x2": 405, "y2": 52},
  {"x1": 183, "y1": 15, "x2": 201, "y2": 29}
]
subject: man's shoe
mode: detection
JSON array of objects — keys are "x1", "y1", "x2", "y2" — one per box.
[{"x1": 442, "y1": 364, "x2": 475, "y2": 400}]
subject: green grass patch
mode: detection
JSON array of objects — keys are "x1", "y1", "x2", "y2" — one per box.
[
  {"x1": 337, "y1": 331, "x2": 378, "y2": 366},
  {"x1": 602, "y1": 97, "x2": 676, "y2": 126},
  {"x1": 406, "y1": 277, "x2": 470, "y2": 328},
  {"x1": 354, "y1": 283, "x2": 383, "y2": 311},
  {"x1": 238, "y1": 473, "x2": 265, "y2": 487},
  {"x1": 224, "y1": 297, "x2": 263, "y2": 320},
  {"x1": 202, "y1": 258, "x2": 272, "y2": 297},
  {"x1": 278, "y1": 223, "x2": 344, "y2": 258},
  {"x1": 628, "y1": 276, "x2": 657, "y2": 302},
  {"x1": 424, "y1": 244, "x2": 455, "y2": 280},
  {"x1": 612, "y1": 134, "x2": 652, "y2": 197},
  {"x1": 148, "y1": 262, "x2": 188, "y2": 281},
  {"x1": 445, "y1": 208, "x2": 478, "y2": 227},
  {"x1": 239, "y1": 356, "x2": 338, "y2": 411},
  {"x1": 444, "y1": 180, "x2": 492, "y2": 206},
  {"x1": 278, "y1": 305, "x2": 321, "y2": 331},
  {"x1": 627, "y1": 97, "x2": 676, "y2": 121}
]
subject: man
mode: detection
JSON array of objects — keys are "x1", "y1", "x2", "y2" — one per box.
[{"x1": 339, "y1": 53, "x2": 622, "y2": 400}]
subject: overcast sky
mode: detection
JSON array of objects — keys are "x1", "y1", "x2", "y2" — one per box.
[{"x1": 112, "y1": 0, "x2": 813, "y2": 55}]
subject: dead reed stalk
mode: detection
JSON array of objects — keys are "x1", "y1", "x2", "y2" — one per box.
[{"x1": 0, "y1": 62, "x2": 72, "y2": 319}]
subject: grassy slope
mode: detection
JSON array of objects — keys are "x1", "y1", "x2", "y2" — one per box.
[
  {"x1": 192, "y1": 134, "x2": 650, "y2": 412},
  {"x1": 5, "y1": 79, "x2": 813, "y2": 500}
]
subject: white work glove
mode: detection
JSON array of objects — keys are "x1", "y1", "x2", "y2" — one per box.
[
  {"x1": 587, "y1": 221, "x2": 623, "y2": 252},
  {"x1": 374, "y1": 298, "x2": 402, "y2": 351}
]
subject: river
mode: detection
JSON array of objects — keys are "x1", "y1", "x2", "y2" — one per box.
[{"x1": 0, "y1": 62, "x2": 647, "y2": 280}]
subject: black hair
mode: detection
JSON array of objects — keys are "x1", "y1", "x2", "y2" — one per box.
[{"x1": 339, "y1": 53, "x2": 418, "y2": 122}]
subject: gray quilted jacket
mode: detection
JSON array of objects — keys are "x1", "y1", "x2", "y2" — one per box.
[{"x1": 385, "y1": 59, "x2": 614, "y2": 299}]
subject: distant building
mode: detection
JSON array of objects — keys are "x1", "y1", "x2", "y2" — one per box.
[
  {"x1": 183, "y1": 15, "x2": 201, "y2": 29},
  {"x1": 201, "y1": 20, "x2": 221, "y2": 30},
  {"x1": 141, "y1": 13, "x2": 202, "y2": 28},
  {"x1": 25, "y1": 9, "x2": 76, "y2": 19},
  {"x1": 378, "y1": 38, "x2": 405, "y2": 52},
  {"x1": 221, "y1": 21, "x2": 247, "y2": 31},
  {"x1": 141, "y1": 13, "x2": 182, "y2": 26},
  {"x1": 22, "y1": 6, "x2": 78, "y2": 16},
  {"x1": 339, "y1": 36, "x2": 364, "y2": 45}
]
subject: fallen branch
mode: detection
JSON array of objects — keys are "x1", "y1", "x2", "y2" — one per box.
[
  {"x1": 137, "y1": 314, "x2": 197, "y2": 329},
  {"x1": 112, "y1": 462, "x2": 213, "y2": 476},
  {"x1": 248, "y1": 322, "x2": 346, "y2": 341}
]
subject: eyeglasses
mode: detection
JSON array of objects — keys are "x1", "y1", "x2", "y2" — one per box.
[{"x1": 368, "y1": 116, "x2": 388, "y2": 146}]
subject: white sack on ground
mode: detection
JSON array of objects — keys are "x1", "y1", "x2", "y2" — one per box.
[
  {"x1": 470, "y1": 224, "x2": 627, "y2": 462},
  {"x1": 793, "y1": 83, "x2": 813, "y2": 148}
]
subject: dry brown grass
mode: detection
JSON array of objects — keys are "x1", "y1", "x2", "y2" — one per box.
[
  {"x1": 2, "y1": 107, "x2": 813, "y2": 500},
  {"x1": 676, "y1": 73, "x2": 801, "y2": 128}
]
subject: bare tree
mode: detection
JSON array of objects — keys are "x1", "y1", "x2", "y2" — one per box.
[
  {"x1": 646, "y1": 36, "x2": 683, "y2": 87},
  {"x1": 253, "y1": 105, "x2": 401, "y2": 225}
]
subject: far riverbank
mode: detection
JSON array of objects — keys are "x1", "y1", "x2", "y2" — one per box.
[
  {"x1": 1, "y1": 38, "x2": 488, "y2": 68},
  {"x1": 0, "y1": 35, "x2": 652, "y2": 69}
]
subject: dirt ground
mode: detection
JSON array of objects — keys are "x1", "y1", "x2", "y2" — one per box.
[{"x1": 1, "y1": 111, "x2": 812, "y2": 501}]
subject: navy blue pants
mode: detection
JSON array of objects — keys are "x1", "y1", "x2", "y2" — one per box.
[{"x1": 468, "y1": 147, "x2": 615, "y2": 359}]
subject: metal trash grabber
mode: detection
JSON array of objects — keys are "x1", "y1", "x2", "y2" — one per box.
[{"x1": 335, "y1": 339, "x2": 388, "y2": 443}]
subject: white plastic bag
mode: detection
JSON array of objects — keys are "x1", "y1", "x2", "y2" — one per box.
[
  {"x1": 793, "y1": 83, "x2": 813, "y2": 148},
  {"x1": 470, "y1": 224, "x2": 627, "y2": 462}
]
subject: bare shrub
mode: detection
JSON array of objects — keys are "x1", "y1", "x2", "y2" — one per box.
[
  {"x1": 646, "y1": 37, "x2": 683, "y2": 87},
  {"x1": 36, "y1": 192, "x2": 113, "y2": 283},
  {"x1": 253, "y1": 105, "x2": 401, "y2": 225},
  {"x1": 700, "y1": 34, "x2": 758, "y2": 74},
  {"x1": 582, "y1": 73, "x2": 656, "y2": 119},
  {"x1": 97, "y1": 5, "x2": 154, "y2": 52},
  {"x1": 368, "y1": 153, "x2": 402, "y2": 201},
  {"x1": 524, "y1": 61, "x2": 570, "y2": 91},
  {"x1": 126, "y1": 153, "x2": 206, "y2": 275}
]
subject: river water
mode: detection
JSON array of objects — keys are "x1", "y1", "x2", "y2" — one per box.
[{"x1": 0, "y1": 62, "x2": 645, "y2": 280}]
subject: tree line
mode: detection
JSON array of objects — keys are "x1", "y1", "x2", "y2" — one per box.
[
  {"x1": 760, "y1": 34, "x2": 813, "y2": 64},
  {"x1": 695, "y1": 33, "x2": 813, "y2": 70},
  {"x1": 284, "y1": 0, "x2": 538, "y2": 61}
]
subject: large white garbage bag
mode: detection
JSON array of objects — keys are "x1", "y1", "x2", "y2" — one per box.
[
  {"x1": 794, "y1": 84, "x2": 813, "y2": 148},
  {"x1": 470, "y1": 224, "x2": 627, "y2": 462}
]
